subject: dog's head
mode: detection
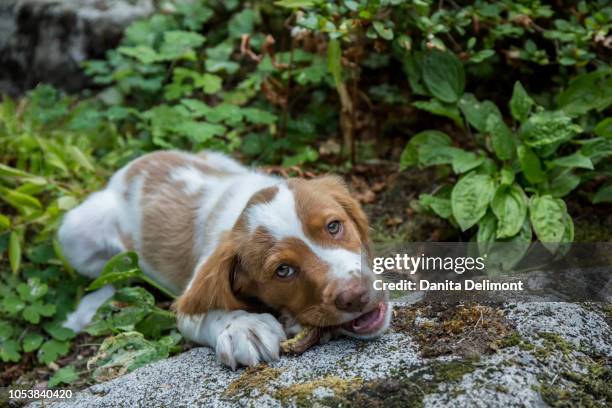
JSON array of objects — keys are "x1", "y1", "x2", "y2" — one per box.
[{"x1": 176, "y1": 176, "x2": 390, "y2": 338}]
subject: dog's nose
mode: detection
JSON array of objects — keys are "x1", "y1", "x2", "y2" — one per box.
[{"x1": 335, "y1": 286, "x2": 369, "y2": 312}]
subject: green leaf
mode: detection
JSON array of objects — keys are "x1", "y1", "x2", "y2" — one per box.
[
  {"x1": 228, "y1": 9, "x2": 257, "y2": 38},
  {"x1": 274, "y1": 0, "x2": 315, "y2": 8},
  {"x1": 0, "y1": 339, "x2": 21, "y2": 362},
  {"x1": 491, "y1": 184, "x2": 527, "y2": 238},
  {"x1": 9, "y1": 231, "x2": 21, "y2": 276},
  {"x1": 0, "y1": 186, "x2": 43, "y2": 210},
  {"x1": 159, "y1": 31, "x2": 206, "y2": 60},
  {"x1": 413, "y1": 99, "x2": 463, "y2": 126},
  {"x1": 476, "y1": 212, "x2": 497, "y2": 253},
  {"x1": 0, "y1": 163, "x2": 36, "y2": 178},
  {"x1": 521, "y1": 111, "x2": 582, "y2": 150},
  {"x1": 2, "y1": 295, "x2": 25, "y2": 314},
  {"x1": 547, "y1": 170, "x2": 580, "y2": 198},
  {"x1": 48, "y1": 365, "x2": 78, "y2": 388},
  {"x1": 0, "y1": 321, "x2": 13, "y2": 340},
  {"x1": 549, "y1": 152, "x2": 593, "y2": 170},
  {"x1": 500, "y1": 167, "x2": 515, "y2": 186},
  {"x1": 451, "y1": 172, "x2": 496, "y2": 231},
  {"x1": 327, "y1": 39, "x2": 342, "y2": 85},
  {"x1": 594, "y1": 117, "x2": 612, "y2": 138},
  {"x1": 174, "y1": 121, "x2": 227, "y2": 143},
  {"x1": 118, "y1": 45, "x2": 161, "y2": 64},
  {"x1": 557, "y1": 70, "x2": 612, "y2": 116},
  {"x1": 486, "y1": 114, "x2": 516, "y2": 161},
  {"x1": 38, "y1": 339, "x2": 70, "y2": 365},
  {"x1": 529, "y1": 195, "x2": 567, "y2": 252},
  {"x1": 88, "y1": 332, "x2": 177, "y2": 382},
  {"x1": 400, "y1": 130, "x2": 452, "y2": 170},
  {"x1": 593, "y1": 183, "x2": 612, "y2": 204},
  {"x1": 373, "y1": 21, "x2": 394, "y2": 40},
  {"x1": 509, "y1": 81, "x2": 534, "y2": 122},
  {"x1": 0, "y1": 214, "x2": 10, "y2": 230},
  {"x1": 517, "y1": 145, "x2": 546, "y2": 184},
  {"x1": 22, "y1": 333, "x2": 44, "y2": 352},
  {"x1": 422, "y1": 51, "x2": 465, "y2": 103},
  {"x1": 484, "y1": 220, "x2": 532, "y2": 272},
  {"x1": 242, "y1": 108, "x2": 277, "y2": 125},
  {"x1": 17, "y1": 278, "x2": 48, "y2": 301},
  {"x1": 23, "y1": 302, "x2": 56, "y2": 324},
  {"x1": 44, "y1": 323, "x2": 76, "y2": 341},
  {"x1": 419, "y1": 194, "x2": 452, "y2": 219},
  {"x1": 458, "y1": 94, "x2": 501, "y2": 132},
  {"x1": 88, "y1": 252, "x2": 143, "y2": 291},
  {"x1": 67, "y1": 146, "x2": 95, "y2": 172},
  {"x1": 451, "y1": 150, "x2": 485, "y2": 174},
  {"x1": 198, "y1": 73, "x2": 222, "y2": 94}
]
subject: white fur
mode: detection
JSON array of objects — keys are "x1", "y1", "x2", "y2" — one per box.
[
  {"x1": 247, "y1": 185, "x2": 367, "y2": 282},
  {"x1": 62, "y1": 285, "x2": 116, "y2": 332},
  {"x1": 177, "y1": 311, "x2": 286, "y2": 370}
]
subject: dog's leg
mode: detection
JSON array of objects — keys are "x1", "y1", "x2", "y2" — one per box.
[
  {"x1": 58, "y1": 189, "x2": 124, "y2": 332},
  {"x1": 177, "y1": 310, "x2": 286, "y2": 370}
]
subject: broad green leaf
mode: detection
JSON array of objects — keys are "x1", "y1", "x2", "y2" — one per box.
[
  {"x1": 413, "y1": 99, "x2": 463, "y2": 126},
  {"x1": 22, "y1": 333, "x2": 44, "y2": 352},
  {"x1": 486, "y1": 114, "x2": 516, "y2": 161},
  {"x1": 88, "y1": 253, "x2": 143, "y2": 291},
  {"x1": 2, "y1": 295, "x2": 25, "y2": 314},
  {"x1": 118, "y1": 46, "x2": 161, "y2": 64},
  {"x1": 491, "y1": 184, "x2": 527, "y2": 238},
  {"x1": 48, "y1": 365, "x2": 78, "y2": 388},
  {"x1": 0, "y1": 321, "x2": 13, "y2": 340},
  {"x1": 399, "y1": 130, "x2": 451, "y2": 170},
  {"x1": 509, "y1": 81, "x2": 534, "y2": 122},
  {"x1": 38, "y1": 339, "x2": 70, "y2": 364},
  {"x1": 521, "y1": 111, "x2": 582, "y2": 150},
  {"x1": 44, "y1": 323, "x2": 76, "y2": 341},
  {"x1": 17, "y1": 278, "x2": 48, "y2": 301},
  {"x1": 198, "y1": 73, "x2": 222, "y2": 94},
  {"x1": 159, "y1": 31, "x2": 206, "y2": 60},
  {"x1": 88, "y1": 332, "x2": 178, "y2": 382},
  {"x1": 419, "y1": 194, "x2": 452, "y2": 219},
  {"x1": 484, "y1": 220, "x2": 532, "y2": 272},
  {"x1": 9, "y1": 231, "x2": 21, "y2": 275},
  {"x1": 593, "y1": 184, "x2": 612, "y2": 204},
  {"x1": 451, "y1": 150, "x2": 485, "y2": 174},
  {"x1": 458, "y1": 94, "x2": 501, "y2": 132},
  {"x1": 557, "y1": 70, "x2": 612, "y2": 116},
  {"x1": 418, "y1": 145, "x2": 462, "y2": 167},
  {"x1": 327, "y1": 39, "x2": 342, "y2": 85},
  {"x1": 451, "y1": 172, "x2": 496, "y2": 231},
  {"x1": 228, "y1": 9, "x2": 257, "y2": 38},
  {"x1": 422, "y1": 51, "x2": 465, "y2": 103},
  {"x1": 242, "y1": 108, "x2": 277, "y2": 125},
  {"x1": 547, "y1": 170, "x2": 580, "y2": 198},
  {"x1": 0, "y1": 339, "x2": 21, "y2": 362},
  {"x1": 174, "y1": 121, "x2": 227, "y2": 143},
  {"x1": 517, "y1": 145, "x2": 546, "y2": 184},
  {"x1": 373, "y1": 21, "x2": 394, "y2": 40},
  {"x1": 549, "y1": 152, "x2": 593, "y2": 170},
  {"x1": 476, "y1": 212, "x2": 497, "y2": 253},
  {"x1": 500, "y1": 167, "x2": 515, "y2": 186},
  {"x1": 529, "y1": 195, "x2": 567, "y2": 252},
  {"x1": 22, "y1": 302, "x2": 55, "y2": 324},
  {"x1": 594, "y1": 117, "x2": 612, "y2": 138}
]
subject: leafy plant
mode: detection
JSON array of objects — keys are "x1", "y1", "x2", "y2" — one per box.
[{"x1": 401, "y1": 64, "x2": 612, "y2": 268}]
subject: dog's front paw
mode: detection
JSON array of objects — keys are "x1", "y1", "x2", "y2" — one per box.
[{"x1": 215, "y1": 312, "x2": 286, "y2": 369}]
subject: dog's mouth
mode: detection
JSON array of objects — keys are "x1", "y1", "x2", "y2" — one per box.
[{"x1": 341, "y1": 302, "x2": 387, "y2": 335}]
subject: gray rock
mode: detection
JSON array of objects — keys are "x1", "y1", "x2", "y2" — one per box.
[
  {"x1": 29, "y1": 302, "x2": 611, "y2": 407},
  {"x1": 0, "y1": 0, "x2": 155, "y2": 95}
]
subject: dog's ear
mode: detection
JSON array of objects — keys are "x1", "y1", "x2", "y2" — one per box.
[
  {"x1": 313, "y1": 175, "x2": 370, "y2": 247},
  {"x1": 175, "y1": 232, "x2": 248, "y2": 315}
]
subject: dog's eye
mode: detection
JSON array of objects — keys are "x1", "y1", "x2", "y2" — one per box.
[
  {"x1": 326, "y1": 220, "x2": 342, "y2": 235},
  {"x1": 275, "y1": 264, "x2": 296, "y2": 279}
]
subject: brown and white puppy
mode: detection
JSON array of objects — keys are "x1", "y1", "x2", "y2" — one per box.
[{"x1": 58, "y1": 150, "x2": 391, "y2": 369}]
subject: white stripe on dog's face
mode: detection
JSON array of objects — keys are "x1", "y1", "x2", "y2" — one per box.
[{"x1": 246, "y1": 185, "x2": 365, "y2": 282}]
